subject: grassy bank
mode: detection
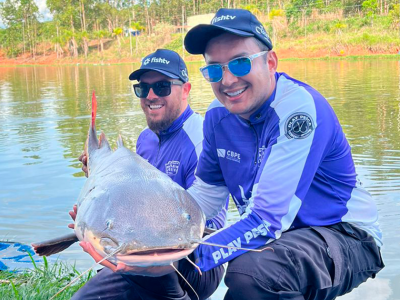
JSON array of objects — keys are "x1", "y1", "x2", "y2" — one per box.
[{"x1": 0, "y1": 256, "x2": 93, "y2": 300}]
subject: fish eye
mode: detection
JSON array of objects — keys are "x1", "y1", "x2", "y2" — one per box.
[
  {"x1": 106, "y1": 219, "x2": 113, "y2": 229},
  {"x1": 182, "y1": 213, "x2": 191, "y2": 221}
]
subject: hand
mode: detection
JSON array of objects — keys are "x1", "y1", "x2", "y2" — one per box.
[
  {"x1": 79, "y1": 152, "x2": 88, "y2": 177},
  {"x1": 79, "y1": 242, "x2": 177, "y2": 277},
  {"x1": 68, "y1": 204, "x2": 78, "y2": 229}
]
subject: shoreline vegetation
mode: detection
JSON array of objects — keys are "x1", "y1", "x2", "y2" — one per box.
[
  {"x1": 0, "y1": 1, "x2": 399, "y2": 66},
  {"x1": 0, "y1": 256, "x2": 93, "y2": 300}
]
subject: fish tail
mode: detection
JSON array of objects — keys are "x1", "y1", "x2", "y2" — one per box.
[
  {"x1": 91, "y1": 90, "x2": 97, "y2": 128},
  {"x1": 85, "y1": 91, "x2": 99, "y2": 175}
]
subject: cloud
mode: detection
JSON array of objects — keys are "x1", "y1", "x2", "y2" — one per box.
[
  {"x1": 34, "y1": 0, "x2": 53, "y2": 21},
  {"x1": 0, "y1": 0, "x2": 52, "y2": 28}
]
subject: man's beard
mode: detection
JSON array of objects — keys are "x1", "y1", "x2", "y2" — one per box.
[{"x1": 145, "y1": 107, "x2": 181, "y2": 134}]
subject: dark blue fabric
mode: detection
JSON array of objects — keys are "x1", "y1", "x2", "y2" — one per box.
[
  {"x1": 222, "y1": 223, "x2": 384, "y2": 300},
  {"x1": 71, "y1": 256, "x2": 225, "y2": 300}
]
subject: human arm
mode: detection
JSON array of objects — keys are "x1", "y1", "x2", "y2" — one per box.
[
  {"x1": 185, "y1": 135, "x2": 229, "y2": 230},
  {"x1": 190, "y1": 85, "x2": 335, "y2": 271}
]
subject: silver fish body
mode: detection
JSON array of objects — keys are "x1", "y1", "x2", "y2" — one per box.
[
  {"x1": 32, "y1": 95, "x2": 205, "y2": 267},
  {"x1": 75, "y1": 134, "x2": 205, "y2": 266}
]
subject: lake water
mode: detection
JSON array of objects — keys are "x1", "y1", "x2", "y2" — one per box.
[{"x1": 1, "y1": 58, "x2": 399, "y2": 299}]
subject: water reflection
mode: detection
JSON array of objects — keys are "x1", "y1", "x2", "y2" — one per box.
[{"x1": 0, "y1": 59, "x2": 399, "y2": 298}]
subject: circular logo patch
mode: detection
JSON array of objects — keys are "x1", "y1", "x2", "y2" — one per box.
[
  {"x1": 285, "y1": 113, "x2": 314, "y2": 139},
  {"x1": 181, "y1": 69, "x2": 188, "y2": 80}
]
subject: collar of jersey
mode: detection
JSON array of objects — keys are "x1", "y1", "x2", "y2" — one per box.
[
  {"x1": 158, "y1": 105, "x2": 193, "y2": 136},
  {"x1": 245, "y1": 72, "x2": 279, "y2": 124}
]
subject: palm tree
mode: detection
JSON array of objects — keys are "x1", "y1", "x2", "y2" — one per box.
[{"x1": 130, "y1": 21, "x2": 145, "y2": 54}]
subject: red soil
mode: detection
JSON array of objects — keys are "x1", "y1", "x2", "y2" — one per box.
[{"x1": 0, "y1": 46, "x2": 398, "y2": 66}]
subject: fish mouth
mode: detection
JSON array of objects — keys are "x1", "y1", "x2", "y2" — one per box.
[{"x1": 115, "y1": 248, "x2": 195, "y2": 267}]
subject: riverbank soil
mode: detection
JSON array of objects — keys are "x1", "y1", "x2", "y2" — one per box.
[{"x1": 0, "y1": 39, "x2": 398, "y2": 66}]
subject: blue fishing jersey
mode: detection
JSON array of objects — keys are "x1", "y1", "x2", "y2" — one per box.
[
  {"x1": 136, "y1": 105, "x2": 227, "y2": 230},
  {"x1": 188, "y1": 72, "x2": 382, "y2": 271}
]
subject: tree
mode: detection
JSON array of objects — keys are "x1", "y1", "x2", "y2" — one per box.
[
  {"x1": 0, "y1": 0, "x2": 39, "y2": 57},
  {"x1": 130, "y1": 21, "x2": 145, "y2": 54},
  {"x1": 47, "y1": 0, "x2": 81, "y2": 57}
]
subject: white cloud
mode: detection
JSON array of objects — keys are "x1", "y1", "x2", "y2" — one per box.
[
  {"x1": 34, "y1": 0, "x2": 53, "y2": 21},
  {"x1": 0, "y1": 0, "x2": 50, "y2": 27}
]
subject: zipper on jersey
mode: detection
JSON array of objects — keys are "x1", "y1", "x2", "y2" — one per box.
[
  {"x1": 247, "y1": 121, "x2": 259, "y2": 165},
  {"x1": 156, "y1": 136, "x2": 162, "y2": 164}
]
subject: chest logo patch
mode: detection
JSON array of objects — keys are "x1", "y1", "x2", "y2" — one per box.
[
  {"x1": 165, "y1": 161, "x2": 180, "y2": 176},
  {"x1": 285, "y1": 113, "x2": 314, "y2": 139},
  {"x1": 226, "y1": 150, "x2": 241, "y2": 163}
]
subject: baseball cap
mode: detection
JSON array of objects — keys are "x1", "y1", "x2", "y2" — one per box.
[
  {"x1": 184, "y1": 8, "x2": 273, "y2": 55},
  {"x1": 129, "y1": 49, "x2": 189, "y2": 82}
]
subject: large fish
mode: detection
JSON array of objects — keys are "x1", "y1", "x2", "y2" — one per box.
[{"x1": 32, "y1": 92, "x2": 205, "y2": 267}]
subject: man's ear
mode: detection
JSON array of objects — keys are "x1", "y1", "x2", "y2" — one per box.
[
  {"x1": 182, "y1": 82, "x2": 192, "y2": 100},
  {"x1": 267, "y1": 51, "x2": 278, "y2": 73}
]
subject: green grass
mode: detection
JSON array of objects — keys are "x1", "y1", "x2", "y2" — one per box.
[{"x1": 0, "y1": 255, "x2": 93, "y2": 300}]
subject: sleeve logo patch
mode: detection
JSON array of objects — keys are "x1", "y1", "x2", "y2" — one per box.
[{"x1": 285, "y1": 113, "x2": 314, "y2": 139}]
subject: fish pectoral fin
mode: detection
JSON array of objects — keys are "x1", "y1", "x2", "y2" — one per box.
[{"x1": 32, "y1": 233, "x2": 79, "y2": 256}]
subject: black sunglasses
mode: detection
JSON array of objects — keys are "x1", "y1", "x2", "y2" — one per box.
[{"x1": 133, "y1": 80, "x2": 183, "y2": 98}]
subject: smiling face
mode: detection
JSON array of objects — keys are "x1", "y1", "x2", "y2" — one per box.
[
  {"x1": 139, "y1": 71, "x2": 191, "y2": 133},
  {"x1": 204, "y1": 34, "x2": 278, "y2": 119}
]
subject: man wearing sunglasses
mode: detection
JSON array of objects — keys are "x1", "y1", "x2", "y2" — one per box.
[
  {"x1": 72, "y1": 49, "x2": 226, "y2": 300},
  {"x1": 182, "y1": 8, "x2": 384, "y2": 300}
]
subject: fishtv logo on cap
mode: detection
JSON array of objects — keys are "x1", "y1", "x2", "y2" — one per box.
[
  {"x1": 143, "y1": 57, "x2": 170, "y2": 65},
  {"x1": 212, "y1": 15, "x2": 236, "y2": 24}
]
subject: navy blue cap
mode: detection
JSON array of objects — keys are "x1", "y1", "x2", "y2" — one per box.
[
  {"x1": 184, "y1": 8, "x2": 273, "y2": 55},
  {"x1": 129, "y1": 49, "x2": 189, "y2": 82}
]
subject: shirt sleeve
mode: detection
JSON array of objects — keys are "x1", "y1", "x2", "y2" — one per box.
[
  {"x1": 135, "y1": 131, "x2": 144, "y2": 156},
  {"x1": 186, "y1": 136, "x2": 228, "y2": 230},
  {"x1": 187, "y1": 110, "x2": 230, "y2": 220},
  {"x1": 192, "y1": 84, "x2": 337, "y2": 271},
  {"x1": 205, "y1": 198, "x2": 229, "y2": 230}
]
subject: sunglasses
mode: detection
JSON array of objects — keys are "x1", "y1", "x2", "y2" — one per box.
[
  {"x1": 133, "y1": 80, "x2": 183, "y2": 98},
  {"x1": 200, "y1": 51, "x2": 268, "y2": 83}
]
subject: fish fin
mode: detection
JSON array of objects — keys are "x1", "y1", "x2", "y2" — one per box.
[
  {"x1": 86, "y1": 91, "x2": 100, "y2": 176},
  {"x1": 91, "y1": 90, "x2": 97, "y2": 128},
  {"x1": 117, "y1": 134, "x2": 124, "y2": 148},
  {"x1": 31, "y1": 233, "x2": 79, "y2": 256},
  {"x1": 99, "y1": 132, "x2": 111, "y2": 151}
]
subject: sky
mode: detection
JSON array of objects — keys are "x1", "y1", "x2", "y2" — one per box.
[
  {"x1": 35, "y1": 0, "x2": 52, "y2": 21},
  {"x1": 0, "y1": 0, "x2": 52, "y2": 28}
]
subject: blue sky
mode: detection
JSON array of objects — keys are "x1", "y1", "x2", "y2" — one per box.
[
  {"x1": 36, "y1": 0, "x2": 52, "y2": 20},
  {"x1": 0, "y1": 0, "x2": 52, "y2": 28}
]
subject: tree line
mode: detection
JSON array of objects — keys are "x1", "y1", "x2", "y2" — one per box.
[{"x1": 0, "y1": 0, "x2": 398, "y2": 58}]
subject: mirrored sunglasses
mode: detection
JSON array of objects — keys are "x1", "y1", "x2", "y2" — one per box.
[
  {"x1": 200, "y1": 51, "x2": 268, "y2": 83},
  {"x1": 133, "y1": 80, "x2": 183, "y2": 98}
]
